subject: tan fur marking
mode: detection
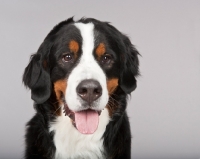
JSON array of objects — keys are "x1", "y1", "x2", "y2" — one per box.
[
  {"x1": 54, "y1": 80, "x2": 67, "y2": 116},
  {"x1": 69, "y1": 40, "x2": 79, "y2": 58},
  {"x1": 96, "y1": 43, "x2": 106, "y2": 58},
  {"x1": 107, "y1": 78, "x2": 118, "y2": 95},
  {"x1": 106, "y1": 78, "x2": 119, "y2": 116},
  {"x1": 54, "y1": 80, "x2": 67, "y2": 103}
]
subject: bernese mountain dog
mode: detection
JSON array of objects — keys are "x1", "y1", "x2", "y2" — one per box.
[{"x1": 23, "y1": 17, "x2": 139, "y2": 159}]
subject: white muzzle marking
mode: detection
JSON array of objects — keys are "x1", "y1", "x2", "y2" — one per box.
[{"x1": 65, "y1": 23, "x2": 108, "y2": 111}]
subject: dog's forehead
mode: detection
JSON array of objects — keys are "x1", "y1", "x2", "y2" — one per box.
[
  {"x1": 55, "y1": 24, "x2": 82, "y2": 44},
  {"x1": 73, "y1": 22, "x2": 107, "y2": 47},
  {"x1": 54, "y1": 22, "x2": 108, "y2": 58},
  {"x1": 54, "y1": 22, "x2": 98, "y2": 49}
]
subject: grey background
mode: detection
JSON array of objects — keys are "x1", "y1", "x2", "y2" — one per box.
[{"x1": 0, "y1": 1, "x2": 200, "y2": 159}]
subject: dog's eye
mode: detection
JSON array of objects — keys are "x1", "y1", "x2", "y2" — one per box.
[
  {"x1": 101, "y1": 54, "x2": 112, "y2": 64},
  {"x1": 63, "y1": 53, "x2": 73, "y2": 62}
]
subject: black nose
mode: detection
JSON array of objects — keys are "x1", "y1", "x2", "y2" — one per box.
[{"x1": 76, "y1": 79, "x2": 102, "y2": 105}]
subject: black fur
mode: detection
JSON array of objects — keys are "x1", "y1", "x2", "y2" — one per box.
[{"x1": 23, "y1": 17, "x2": 139, "y2": 159}]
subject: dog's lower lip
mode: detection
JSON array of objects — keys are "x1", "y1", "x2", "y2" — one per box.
[
  {"x1": 63, "y1": 104, "x2": 102, "y2": 134},
  {"x1": 63, "y1": 104, "x2": 102, "y2": 118}
]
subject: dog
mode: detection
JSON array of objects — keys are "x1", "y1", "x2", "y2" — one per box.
[{"x1": 23, "y1": 17, "x2": 139, "y2": 159}]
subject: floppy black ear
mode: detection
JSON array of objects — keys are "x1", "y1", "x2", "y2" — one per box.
[
  {"x1": 119, "y1": 35, "x2": 139, "y2": 94},
  {"x1": 23, "y1": 53, "x2": 51, "y2": 104}
]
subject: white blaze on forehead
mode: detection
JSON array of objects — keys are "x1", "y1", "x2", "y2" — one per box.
[
  {"x1": 75, "y1": 23, "x2": 94, "y2": 54},
  {"x1": 65, "y1": 22, "x2": 108, "y2": 111}
]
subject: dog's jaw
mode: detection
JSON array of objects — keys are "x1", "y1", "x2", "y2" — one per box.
[
  {"x1": 50, "y1": 105, "x2": 110, "y2": 159},
  {"x1": 63, "y1": 104, "x2": 102, "y2": 134}
]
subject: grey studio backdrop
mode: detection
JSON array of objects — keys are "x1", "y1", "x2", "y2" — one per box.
[{"x1": 0, "y1": 1, "x2": 200, "y2": 159}]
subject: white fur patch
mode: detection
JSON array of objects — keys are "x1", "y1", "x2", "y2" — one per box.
[
  {"x1": 50, "y1": 22, "x2": 110, "y2": 159},
  {"x1": 50, "y1": 107, "x2": 110, "y2": 159},
  {"x1": 65, "y1": 22, "x2": 109, "y2": 112}
]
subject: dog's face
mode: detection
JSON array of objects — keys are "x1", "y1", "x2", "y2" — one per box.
[
  {"x1": 23, "y1": 18, "x2": 139, "y2": 134},
  {"x1": 61, "y1": 23, "x2": 110, "y2": 112}
]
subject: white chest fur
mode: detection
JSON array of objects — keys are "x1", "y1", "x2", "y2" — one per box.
[{"x1": 49, "y1": 108, "x2": 110, "y2": 159}]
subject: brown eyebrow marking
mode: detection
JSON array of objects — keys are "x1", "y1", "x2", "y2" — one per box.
[
  {"x1": 96, "y1": 43, "x2": 106, "y2": 58},
  {"x1": 69, "y1": 40, "x2": 79, "y2": 58}
]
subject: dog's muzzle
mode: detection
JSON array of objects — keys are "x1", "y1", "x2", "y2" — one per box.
[{"x1": 64, "y1": 79, "x2": 103, "y2": 134}]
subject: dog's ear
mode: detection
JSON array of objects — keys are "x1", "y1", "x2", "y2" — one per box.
[
  {"x1": 23, "y1": 48, "x2": 51, "y2": 104},
  {"x1": 119, "y1": 35, "x2": 139, "y2": 94}
]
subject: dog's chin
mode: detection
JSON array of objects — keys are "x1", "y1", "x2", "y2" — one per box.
[{"x1": 63, "y1": 104, "x2": 102, "y2": 134}]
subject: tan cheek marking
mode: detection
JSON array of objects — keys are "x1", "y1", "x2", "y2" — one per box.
[
  {"x1": 107, "y1": 78, "x2": 119, "y2": 95},
  {"x1": 69, "y1": 40, "x2": 79, "y2": 58},
  {"x1": 54, "y1": 80, "x2": 67, "y2": 104},
  {"x1": 106, "y1": 78, "x2": 119, "y2": 116},
  {"x1": 96, "y1": 43, "x2": 106, "y2": 59}
]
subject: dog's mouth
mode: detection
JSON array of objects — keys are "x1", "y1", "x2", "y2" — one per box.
[{"x1": 63, "y1": 104, "x2": 102, "y2": 134}]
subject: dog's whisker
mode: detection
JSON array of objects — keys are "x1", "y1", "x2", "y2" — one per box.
[
  {"x1": 107, "y1": 103, "x2": 114, "y2": 112},
  {"x1": 51, "y1": 105, "x2": 62, "y2": 116},
  {"x1": 108, "y1": 99, "x2": 116, "y2": 107},
  {"x1": 51, "y1": 101, "x2": 60, "y2": 105},
  {"x1": 109, "y1": 96, "x2": 120, "y2": 105}
]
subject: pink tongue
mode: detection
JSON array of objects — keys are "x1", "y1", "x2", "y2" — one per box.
[{"x1": 74, "y1": 110, "x2": 99, "y2": 134}]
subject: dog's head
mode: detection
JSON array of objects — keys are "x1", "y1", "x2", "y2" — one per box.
[{"x1": 23, "y1": 17, "x2": 139, "y2": 134}]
